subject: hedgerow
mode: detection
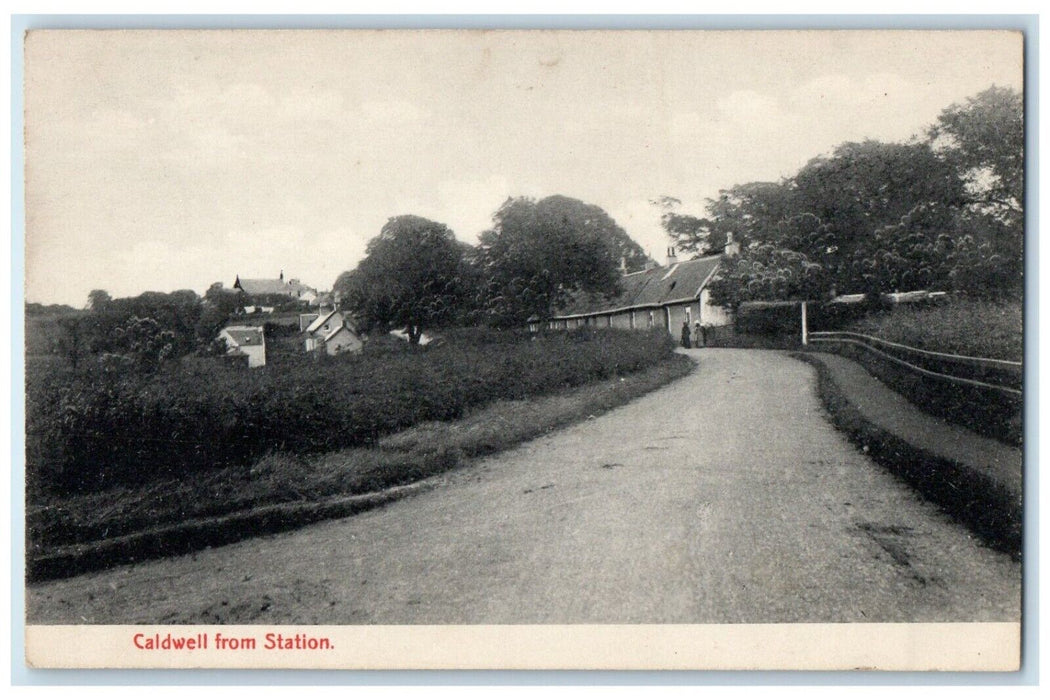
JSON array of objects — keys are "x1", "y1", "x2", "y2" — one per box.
[{"x1": 26, "y1": 328, "x2": 674, "y2": 495}]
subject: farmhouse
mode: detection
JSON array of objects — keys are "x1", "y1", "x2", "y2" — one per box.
[
  {"x1": 541, "y1": 239, "x2": 737, "y2": 336},
  {"x1": 217, "y1": 325, "x2": 267, "y2": 368},
  {"x1": 304, "y1": 309, "x2": 363, "y2": 355},
  {"x1": 233, "y1": 271, "x2": 318, "y2": 304}
]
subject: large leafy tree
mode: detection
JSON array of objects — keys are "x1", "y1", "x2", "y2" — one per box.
[
  {"x1": 336, "y1": 215, "x2": 466, "y2": 344},
  {"x1": 477, "y1": 195, "x2": 639, "y2": 326},
  {"x1": 928, "y1": 85, "x2": 1023, "y2": 227},
  {"x1": 791, "y1": 140, "x2": 967, "y2": 291},
  {"x1": 928, "y1": 86, "x2": 1024, "y2": 298},
  {"x1": 653, "y1": 183, "x2": 796, "y2": 257}
]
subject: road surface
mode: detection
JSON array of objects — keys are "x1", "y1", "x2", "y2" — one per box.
[{"x1": 27, "y1": 349, "x2": 1021, "y2": 624}]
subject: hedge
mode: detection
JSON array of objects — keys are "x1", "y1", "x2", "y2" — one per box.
[{"x1": 26, "y1": 328, "x2": 675, "y2": 495}]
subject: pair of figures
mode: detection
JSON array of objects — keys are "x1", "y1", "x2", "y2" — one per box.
[{"x1": 681, "y1": 321, "x2": 707, "y2": 349}]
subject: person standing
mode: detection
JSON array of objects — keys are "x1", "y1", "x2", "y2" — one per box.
[
  {"x1": 694, "y1": 321, "x2": 703, "y2": 348},
  {"x1": 681, "y1": 321, "x2": 692, "y2": 348}
]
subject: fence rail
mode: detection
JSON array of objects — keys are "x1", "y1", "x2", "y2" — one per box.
[{"x1": 808, "y1": 331, "x2": 1022, "y2": 397}]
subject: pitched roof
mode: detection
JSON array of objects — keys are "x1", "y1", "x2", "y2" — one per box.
[
  {"x1": 234, "y1": 276, "x2": 317, "y2": 298},
  {"x1": 552, "y1": 254, "x2": 723, "y2": 319},
  {"x1": 305, "y1": 309, "x2": 340, "y2": 334},
  {"x1": 221, "y1": 325, "x2": 265, "y2": 347},
  {"x1": 324, "y1": 325, "x2": 357, "y2": 343}
]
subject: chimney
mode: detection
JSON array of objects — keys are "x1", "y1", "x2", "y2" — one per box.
[
  {"x1": 724, "y1": 233, "x2": 740, "y2": 258},
  {"x1": 619, "y1": 256, "x2": 628, "y2": 274},
  {"x1": 666, "y1": 246, "x2": 678, "y2": 266},
  {"x1": 279, "y1": 269, "x2": 284, "y2": 281}
]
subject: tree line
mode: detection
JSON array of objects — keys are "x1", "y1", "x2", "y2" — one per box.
[
  {"x1": 334, "y1": 194, "x2": 650, "y2": 343},
  {"x1": 34, "y1": 85, "x2": 1022, "y2": 360},
  {"x1": 651, "y1": 86, "x2": 1022, "y2": 310},
  {"x1": 33, "y1": 282, "x2": 314, "y2": 372}
]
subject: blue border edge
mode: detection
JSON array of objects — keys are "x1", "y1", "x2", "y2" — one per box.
[{"x1": 9, "y1": 12, "x2": 1040, "y2": 687}]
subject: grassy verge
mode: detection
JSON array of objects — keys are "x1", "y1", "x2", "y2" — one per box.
[
  {"x1": 835, "y1": 299, "x2": 1023, "y2": 445},
  {"x1": 795, "y1": 353, "x2": 1021, "y2": 559},
  {"x1": 848, "y1": 298, "x2": 1022, "y2": 361},
  {"x1": 28, "y1": 354, "x2": 694, "y2": 582}
]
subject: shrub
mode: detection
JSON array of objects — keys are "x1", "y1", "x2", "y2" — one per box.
[
  {"x1": 848, "y1": 298, "x2": 1022, "y2": 361},
  {"x1": 836, "y1": 298, "x2": 1023, "y2": 444},
  {"x1": 26, "y1": 328, "x2": 675, "y2": 495}
]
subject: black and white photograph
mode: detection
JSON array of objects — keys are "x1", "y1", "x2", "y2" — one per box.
[{"x1": 19, "y1": 26, "x2": 1025, "y2": 671}]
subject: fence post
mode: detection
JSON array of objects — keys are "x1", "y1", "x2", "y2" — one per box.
[{"x1": 801, "y1": 301, "x2": 808, "y2": 346}]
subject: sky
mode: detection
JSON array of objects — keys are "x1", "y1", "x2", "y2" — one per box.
[{"x1": 23, "y1": 29, "x2": 1023, "y2": 307}]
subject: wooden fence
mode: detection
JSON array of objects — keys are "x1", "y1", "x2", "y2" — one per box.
[{"x1": 807, "y1": 331, "x2": 1022, "y2": 397}]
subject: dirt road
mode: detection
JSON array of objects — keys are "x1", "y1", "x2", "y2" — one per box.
[{"x1": 27, "y1": 349, "x2": 1020, "y2": 624}]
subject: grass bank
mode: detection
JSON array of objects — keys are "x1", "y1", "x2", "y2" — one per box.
[
  {"x1": 28, "y1": 353, "x2": 694, "y2": 581},
  {"x1": 796, "y1": 352, "x2": 1021, "y2": 559},
  {"x1": 848, "y1": 298, "x2": 1022, "y2": 361},
  {"x1": 842, "y1": 299, "x2": 1023, "y2": 445}
]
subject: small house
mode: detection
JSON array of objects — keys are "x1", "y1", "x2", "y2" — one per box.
[
  {"x1": 304, "y1": 309, "x2": 363, "y2": 355},
  {"x1": 218, "y1": 325, "x2": 267, "y2": 368}
]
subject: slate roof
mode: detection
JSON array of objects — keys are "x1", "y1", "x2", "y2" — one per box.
[
  {"x1": 234, "y1": 276, "x2": 317, "y2": 298},
  {"x1": 324, "y1": 325, "x2": 356, "y2": 343},
  {"x1": 305, "y1": 309, "x2": 340, "y2": 334},
  {"x1": 306, "y1": 309, "x2": 359, "y2": 337},
  {"x1": 552, "y1": 255, "x2": 723, "y2": 319},
  {"x1": 221, "y1": 326, "x2": 264, "y2": 347}
]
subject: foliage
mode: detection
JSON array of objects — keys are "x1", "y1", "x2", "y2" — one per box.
[
  {"x1": 477, "y1": 195, "x2": 643, "y2": 327},
  {"x1": 113, "y1": 316, "x2": 178, "y2": 371},
  {"x1": 848, "y1": 298, "x2": 1022, "y2": 362},
  {"x1": 676, "y1": 87, "x2": 1022, "y2": 305},
  {"x1": 707, "y1": 242, "x2": 828, "y2": 310},
  {"x1": 195, "y1": 284, "x2": 246, "y2": 343},
  {"x1": 88, "y1": 289, "x2": 204, "y2": 358},
  {"x1": 335, "y1": 215, "x2": 467, "y2": 344},
  {"x1": 928, "y1": 85, "x2": 1023, "y2": 228},
  {"x1": 51, "y1": 315, "x2": 93, "y2": 371},
  {"x1": 650, "y1": 196, "x2": 719, "y2": 256},
  {"x1": 26, "y1": 328, "x2": 675, "y2": 495},
  {"x1": 25, "y1": 302, "x2": 80, "y2": 316}
]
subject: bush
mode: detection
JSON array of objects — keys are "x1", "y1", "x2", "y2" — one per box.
[
  {"x1": 848, "y1": 298, "x2": 1022, "y2": 361},
  {"x1": 26, "y1": 328, "x2": 675, "y2": 495},
  {"x1": 834, "y1": 298, "x2": 1023, "y2": 444}
]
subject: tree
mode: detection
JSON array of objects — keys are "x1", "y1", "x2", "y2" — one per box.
[
  {"x1": 651, "y1": 196, "x2": 718, "y2": 257},
  {"x1": 477, "y1": 195, "x2": 636, "y2": 326},
  {"x1": 93, "y1": 290, "x2": 203, "y2": 358},
  {"x1": 111, "y1": 316, "x2": 177, "y2": 372},
  {"x1": 195, "y1": 284, "x2": 246, "y2": 345},
  {"x1": 928, "y1": 86, "x2": 1023, "y2": 227},
  {"x1": 53, "y1": 315, "x2": 91, "y2": 371},
  {"x1": 336, "y1": 215, "x2": 466, "y2": 344},
  {"x1": 794, "y1": 140, "x2": 966, "y2": 241},
  {"x1": 928, "y1": 86, "x2": 1024, "y2": 299},
  {"x1": 707, "y1": 243, "x2": 828, "y2": 310},
  {"x1": 87, "y1": 289, "x2": 111, "y2": 312}
]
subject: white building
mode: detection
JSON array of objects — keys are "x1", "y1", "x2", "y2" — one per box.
[
  {"x1": 218, "y1": 325, "x2": 267, "y2": 368},
  {"x1": 304, "y1": 309, "x2": 363, "y2": 355}
]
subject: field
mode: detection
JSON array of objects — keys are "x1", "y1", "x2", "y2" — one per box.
[{"x1": 25, "y1": 327, "x2": 691, "y2": 577}]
